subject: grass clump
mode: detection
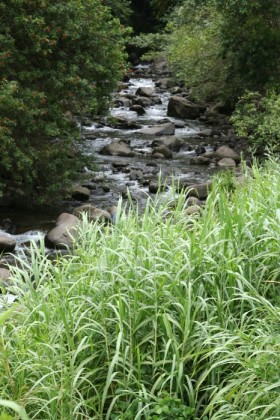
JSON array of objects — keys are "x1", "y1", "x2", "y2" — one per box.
[{"x1": 0, "y1": 159, "x2": 280, "y2": 419}]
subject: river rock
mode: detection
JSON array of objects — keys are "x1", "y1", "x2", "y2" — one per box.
[
  {"x1": 186, "y1": 182, "x2": 212, "y2": 199},
  {"x1": 100, "y1": 140, "x2": 135, "y2": 157},
  {"x1": 132, "y1": 96, "x2": 153, "y2": 108},
  {"x1": 0, "y1": 267, "x2": 11, "y2": 282},
  {"x1": 186, "y1": 196, "x2": 202, "y2": 206},
  {"x1": 72, "y1": 186, "x2": 90, "y2": 201},
  {"x1": 198, "y1": 128, "x2": 213, "y2": 137},
  {"x1": 109, "y1": 117, "x2": 140, "y2": 129},
  {"x1": 152, "y1": 136, "x2": 182, "y2": 152},
  {"x1": 130, "y1": 170, "x2": 144, "y2": 181},
  {"x1": 152, "y1": 145, "x2": 173, "y2": 159},
  {"x1": 185, "y1": 205, "x2": 202, "y2": 216},
  {"x1": 107, "y1": 206, "x2": 118, "y2": 224},
  {"x1": 73, "y1": 204, "x2": 111, "y2": 224},
  {"x1": 190, "y1": 156, "x2": 211, "y2": 165},
  {"x1": 167, "y1": 96, "x2": 206, "y2": 120},
  {"x1": 217, "y1": 158, "x2": 236, "y2": 168},
  {"x1": 130, "y1": 105, "x2": 146, "y2": 115},
  {"x1": 0, "y1": 235, "x2": 16, "y2": 253},
  {"x1": 155, "y1": 78, "x2": 175, "y2": 89},
  {"x1": 115, "y1": 97, "x2": 131, "y2": 107},
  {"x1": 149, "y1": 182, "x2": 167, "y2": 194},
  {"x1": 135, "y1": 87, "x2": 155, "y2": 97},
  {"x1": 215, "y1": 146, "x2": 241, "y2": 163},
  {"x1": 141, "y1": 122, "x2": 175, "y2": 136},
  {"x1": 152, "y1": 57, "x2": 169, "y2": 75},
  {"x1": 152, "y1": 153, "x2": 165, "y2": 159},
  {"x1": 45, "y1": 213, "x2": 79, "y2": 250}
]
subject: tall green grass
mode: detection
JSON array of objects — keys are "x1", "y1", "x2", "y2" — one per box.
[{"x1": 0, "y1": 158, "x2": 280, "y2": 419}]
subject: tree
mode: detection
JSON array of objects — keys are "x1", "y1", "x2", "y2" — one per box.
[
  {"x1": 0, "y1": 0, "x2": 128, "y2": 205},
  {"x1": 166, "y1": 0, "x2": 280, "y2": 104}
]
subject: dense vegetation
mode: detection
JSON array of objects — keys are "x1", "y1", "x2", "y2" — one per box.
[
  {"x1": 166, "y1": 0, "x2": 280, "y2": 103},
  {"x1": 0, "y1": 0, "x2": 128, "y2": 205},
  {"x1": 1, "y1": 159, "x2": 280, "y2": 418}
]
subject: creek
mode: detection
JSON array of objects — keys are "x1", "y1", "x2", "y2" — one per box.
[{"x1": 0, "y1": 64, "x2": 228, "y2": 255}]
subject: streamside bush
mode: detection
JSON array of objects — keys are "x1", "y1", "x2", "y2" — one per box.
[
  {"x1": 0, "y1": 0, "x2": 128, "y2": 204},
  {"x1": 0, "y1": 159, "x2": 280, "y2": 418},
  {"x1": 231, "y1": 91, "x2": 280, "y2": 154}
]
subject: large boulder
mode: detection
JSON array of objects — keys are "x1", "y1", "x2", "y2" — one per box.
[
  {"x1": 73, "y1": 204, "x2": 111, "y2": 224},
  {"x1": 135, "y1": 87, "x2": 155, "y2": 97},
  {"x1": 152, "y1": 57, "x2": 169, "y2": 76},
  {"x1": 177, "y1": 181, "x2": 212, "y2": 199},
  {"x1": 152, "y1": 136, "x2": 182, "y2": 152},
  {"x1": 141, "y1": 122, "x2": 175, "y2": 136},
  {"x1": 186, "y1": 182, "x2": 212, "y2": 199},
  {"x1": 0, "y1": 235, "x2": 16, "y2": 254},
  {"x1": 167, "y1": 96, "x2": 206, "y2": 120},
  {"x1": 132, "y1": 96, "x2": 153, "y2": 108},
  {"x1": 130, "y1": 105, "x2": 145, "y2": 115},
  {"x1": 45, "y1": 213, "x2": 79, "y2": 249},
  {"x1": 71, "y1": 186, "x2": 90, "y2": 201},
  {"x1": 100, "y1": 140, "x2": 135, "y2": 157},
  {"x1": 215, "y1": 146, "x2": 241, "y2": 163}
]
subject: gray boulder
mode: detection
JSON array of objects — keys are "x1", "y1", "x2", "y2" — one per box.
[
  {"x1": 135, "y1": 87, "x2": 155, "y2": 97},
  {"x1": 152, "y1": 145, "x2": 173, "y2": 159},
  {"x1": 72, "y1": 186, "x2": 90, "y2": 201},
  {"x1": 185, "y1": 205, "x2": 202, "y2": 216},
  {"x1": 215, "y1": 146, "x2": 241, "y2": 163},
  {"x1": 45, "y1": 213, "x2": 79, "y2": 249},
  {"x1": 167, "y1": 96, "x2": 206, "y2": 120},
  {"x1": 132, "y1": 96, "x2": 153, "y2": 108},
  {"x1": 130, "y1": 105, "x2": 146, "y2": 115},
  {"x1": 141, "y1": 122, "x2": 175, "y2": 136},
  {"x1": 186, "y1": 182, "x2": 212, "y2": 199},
  {"x1": 152, "y1": 136, "x2": 182, "y2": 152},
  {"x1": 0, "y1": 235, "x2": 16, "y2": 254},
  {"x1": 217, "y1": 158, "x2": 236, "y2": 168},
  {"x1": 100, "y1": 140, "x2": 135, "y2": 157}
]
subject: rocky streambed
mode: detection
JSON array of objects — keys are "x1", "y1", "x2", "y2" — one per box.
[{"x1": 0, "y1": 58, "x2": 246, "y2": 300}]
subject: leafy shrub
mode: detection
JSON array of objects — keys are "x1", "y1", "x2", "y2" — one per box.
[
  {"x1": 231, "y1": 91, "x2": 280, "y2": 153},
  {"x1": 0, "y1": 0, "x2": 128, "y2": 204},
  {"x1": 166, "y1": 3, "x2": 226, "y2": 102}
]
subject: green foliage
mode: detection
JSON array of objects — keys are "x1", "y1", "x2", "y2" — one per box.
[
  {"x1": 231, "y1": 91, "x2": 280, "y2": 153},
  {"x1": 0, "y1": 0, "x2": 128, "y2": 204},
  {"x1": 149, "y1": 0, "x2": 183, "y2": 19},
  {"x1": 128, "y1": 32, "x2": 168, "y2": 60},
  {"x1": 166, "y1": 3, "x2": 225, "y2": 101},
  {"x1": 148, "y1": 393, "x2": 194, "y2": 419},
  {"x1": 1, "y1": 159, "x2": 280, "y2": 417},
  {"x1": 104, "y1": 0, "x2": 132, "y2": 23},
  {"x1": 166, "y1": 0, "x2": 280, "y2": 104}
]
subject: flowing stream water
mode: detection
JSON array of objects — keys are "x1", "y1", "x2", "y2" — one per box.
[{"x1": 0, "y1": 68, "x2": 223, "y2": 258}]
